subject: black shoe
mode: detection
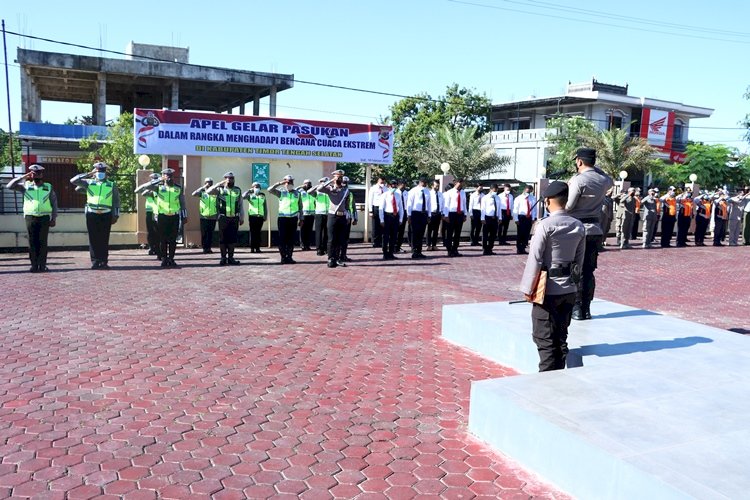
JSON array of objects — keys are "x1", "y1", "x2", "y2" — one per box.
[
  {"x1": 390, "y1": 254, "x2": 398, "y2": 259},
  {"x1": 255, "y1": 248, "x2": 262, "y2": 253},
  {"x1": 38, "y1": 266, "x2": 49, "y2": 272},
  {"x1": 327, "y1": 260, "x2": 337, "y2": 268},
  {"x1": 454, "y1": 251, "x2": 462, "y2": 257},
  {"x1": 342, "y1": 257, "x2": 353, "y2": 262},
  {"x1": 316, "y1": 251, "x2": 326, "y2": 256},
  {"x1": 161, "y1": 259, "x2": 169, "y2": 268},
  {"x1": 203, "y1": 249, "x2": 214, "y2": 254},
  {"x1": 148, "y1": 249, "x2": 156, "y2": 256},
  {"x1": 91, "y1": 262, "x2": 101, "y2": 270},
  {"x1": 572, "y1": 305, "x2": 584, "y2": 321},
  {"x1": 287, "y1": 258, "x2": 297, "y2": 264},
  {"x1": 517, "y1": 249, "x2": 527, "y2": 255},
  {"x1": 100, "y1": 263, "x2": 110, "y2": 270},
  {"x1": 219, "y1": 258, "x2": 227, "y2": 266},
  {"x1": 169, "y1": 259, "x2": 179, "y2": 268},
  {"x1": 29, "y1": 265, "x2": 38, "y2": 273},
  {"x1": 584, "y1": 308, "x2": 592, "y2": 320},
  {"x1": 228, "y1": 258, "x2": 241, "y2": 265}
]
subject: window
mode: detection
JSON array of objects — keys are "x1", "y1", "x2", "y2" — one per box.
[
  {"x1": 493, "y1": 122, "x2": 505, "y2": 131},
  {"x1": 607, "y1": 116, "x2": 623, "y2": 130},
  {"x1": 511, "y1": 120, "x2": 531, "y2": 130}
]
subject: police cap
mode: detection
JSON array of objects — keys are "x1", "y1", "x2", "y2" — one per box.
[
  {"x1": 204, "y1": 177, "x2": 213, "y2": 183},
  {"x1": 573, "y1": 148, "x2": 596, "y2": 163},
  {"x1": 161, "y1": 168, "x2": 175, "y2": 176},
  {"x1": 223, "y1": 171, "x2": 235, "y2": 178},
  {"x1": 150, "y1": 173, "x2": 160, "y2": 180},
  {"x1": 283, "y1": 175, "x2": 294, "y2": 182},
  {"x1": 303, "y1": 179, "x2": 312, "y2": 185},
  {"x1": 93, "y1": 162, "x2": 108, "y2": 171},
  {"x1": 28, "y1": 164, "x2": 44, "y2": 172},
  {"x1": 543, "y1": 181, "x2": 569, "y2": 199}
]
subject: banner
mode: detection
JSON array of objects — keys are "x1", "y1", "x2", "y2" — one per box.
[
  {"x1": 639, "y1": 108, "x2": 674, "y2": 151},
  {"x1": 134, "y1": 109, "x2": 393, "y2": 164}
]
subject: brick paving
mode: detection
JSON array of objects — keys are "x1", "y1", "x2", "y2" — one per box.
[{"x1": 0, "y1": 239, "x2": 748, "y2": 499}]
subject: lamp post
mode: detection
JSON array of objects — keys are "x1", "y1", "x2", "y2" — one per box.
[
  {"x1": 438, "y1": 162, "x2": 452, "y2": 192},
  {"x1": 137, "y1": 155, "x2": 151, "y2": 168},
  {"x1": 617, "y1": 170, "x2": 629, "y2": 195},
  {"x1": 688, "y1": 173, "x2": 699, "y2": 196}
]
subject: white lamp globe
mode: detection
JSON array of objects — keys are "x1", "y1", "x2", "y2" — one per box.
[
  {"x1": 619, "y1": 170, "x2": 628, "y2": 180},
  {"x1": 689, "y1": 173, "x2": 698, "y2": 182},
  {"x1": 138, "y1": 154, "x2": 151, "y2": 167},
  {"x1": 440, "y1": 162, "x2": 451, "y2": 174}
]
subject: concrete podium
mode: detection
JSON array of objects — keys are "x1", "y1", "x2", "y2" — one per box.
[{"x1": 442, "y1": 299, "x2": 750, "y2": 499}]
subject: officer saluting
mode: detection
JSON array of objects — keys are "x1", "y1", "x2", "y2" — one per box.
[
  {"x1": 565, "y1": 148, "x2": 613, "y2": 320},
  {"x1": 71, "y1": 162, "x2": 121, "y2": 270},
  {"x1": 206, "y1": 172, "x2": 244, "y2": 265},
  {"x1": 135, "y1": 173, "x2": 162, "y2": 259},
  {"x1": 520, "y1": 181, "x2": 585, "y2": 372},
  {"x1": 243, "y1": 182, "x2": 268, "y2": 253},
  {"x1": 191, "y1": 177, "x2": 219, "y2": 254},
  {"x1": 7, "y1": 165, "x2": 58, "y2": 272},
  {"x1": 268, "y1": 175, "x2": 303, "y2": 264},
  {"x1": 142, "y1": 168, "x2": 187, "y2": 267}
]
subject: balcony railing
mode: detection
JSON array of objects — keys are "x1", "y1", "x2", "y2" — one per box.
[{"x1": 491, "y1": 128, "x2": 555, "y2": 144}]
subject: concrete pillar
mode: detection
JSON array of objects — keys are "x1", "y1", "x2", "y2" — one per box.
[
  {"x1": 171, "y1": 80, "x2": 179, "y2": 110},
  {"x1": 183, "y1": 155, "x2": 202, "y2": 247},
  {"x1": 93, "y1": 75, "x2": 107, "y2": 125},
  {"x1": 21, "y1": 69, "x2": 41, "y2": 122},
  {"x1": 253, "y1": 93, "x2": 260, "y2": 116},
  {"x1": 239, "y1": 102, "x2": 245, "y2": 115},
  {"x1": 135, "y1": 169, "x2": 154, "y2": 245},
  {"x1": 269, "y1": 86, "x2": 277, "y2": 117}
]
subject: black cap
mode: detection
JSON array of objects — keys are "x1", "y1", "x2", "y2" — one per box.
[
  {"x1": 389, "y1": 179, "x2": 398, "y2": 186},
  {"x1": 544, "y1": 181, "x2": 569, "y2": 199},
  {"x1": 573, "y1": 148, "x2": 596, "y2": 163}
]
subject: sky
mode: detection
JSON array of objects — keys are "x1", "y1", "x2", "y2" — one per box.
[{"x1": 2, "y1": 0, "x2": 750, "y2": 152}]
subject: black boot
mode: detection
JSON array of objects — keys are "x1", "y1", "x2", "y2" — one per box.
[{"x1": 572, "y1": 304, "x2": 585, "y2": 321}]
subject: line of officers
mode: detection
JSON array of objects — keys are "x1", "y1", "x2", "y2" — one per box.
[{"x1": 604, "y1": 185, "x2": 750, "y2": 250}]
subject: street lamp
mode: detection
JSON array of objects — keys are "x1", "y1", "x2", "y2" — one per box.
[
  {"x1": 137, "y1": 155, "x2": 151, "y2": 168},
  {"x1": 440, "y1": 162, "x2": 451, "y2": 174},
  {"x1": 619, "y1": 170, "x2": 628, "y2": 180},
  {"x1": 689, "y1": 173, "x2": 697, "y2": 182}
]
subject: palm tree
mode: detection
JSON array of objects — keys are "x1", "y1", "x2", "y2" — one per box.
[
  {"x1": 582, "y1": 127, "x2": 658, "y2": 179},
  {"x1": 417, "y1": 125, "x2": 510, "y2": 180}
]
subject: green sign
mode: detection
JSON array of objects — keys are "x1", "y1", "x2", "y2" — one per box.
[{"x1": 252, "y1": 163, "x2": 270, "y2": 189}]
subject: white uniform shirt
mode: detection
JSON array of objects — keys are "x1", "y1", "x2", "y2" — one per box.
[
  {"x1": 369, "y1": 182, "x2": 386, "y2": 208},
  {"x1": 429, "y1": 189, "x2": 444, "y2": 215},
  {"x1": 469, "y1": 191, "x2": 484, "y2": 211},
  {"x1": 498, "y1": 191, "x2": 514, "y2": 219},
  {"x1": 480, "y1": 193, "x2": 500, "y2": 220},
  {"x1": 379, "y1": 188, "x2": 405, "y2": 224},
  {"x1": 406, "y1": 185, "x2": 432, "y2": 216},
  {"x1": 513, "y1": 192, "x2": 538, "y2": 221},
  {"x1": 442, "y1": 188, "x2": 467, "y2": 217}
]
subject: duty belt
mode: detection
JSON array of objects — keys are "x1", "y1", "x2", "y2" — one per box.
[
  {"x1": 579, "y1": 217, "x2": 600, "y2": 224},
  {"x1": 546, "y1": 264, "x2": 571, "y2": 278}
]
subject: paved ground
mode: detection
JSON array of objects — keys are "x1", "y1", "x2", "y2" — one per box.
[{"x1": 1, "y1": 238, "x2": 748, "y2": 499}]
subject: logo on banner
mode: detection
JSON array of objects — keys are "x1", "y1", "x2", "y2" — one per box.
[
  {"x1": 136, "y1": 112, "x2": 160, "y2": 148},
  {"x1": 378, "y1": 127, "x2": 391, "y2": 159},
  {"x1": 649, "y1": 117, "x2": 666, "y2": 135}
]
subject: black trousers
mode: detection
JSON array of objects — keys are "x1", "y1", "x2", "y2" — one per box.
[
  {"x1": 630, "y1": 214, "x2": 641, "y2": 240},
  {"x1": 86, "y1": 212, "x2": 113, "y2": 264},
  {"x1": 315, "y1": 214, "x2": 328, "y2": 252},
  {"x1": 382, "y1": 213, "x2": 400, "y2": 256},
  {"x1": 695, "y1": 217, "x2": 709, "y2": 244},
  {"x1": 577, "y1": 234, "x2": 600, "y2": 309},
  {"x1": 516, "y1": 216, "x2": 533, "y2": 251},
  {"x1": 341, "y1": 220, "x2": 353, "y2": 259},
  {"x1": 278, "y1": 216, "x2": 298, "y2": 260},
  {"x1": 661, "y1": 214, "x2": 676, "y2": 247},
  {"x1": 676, "y1": 214, "x2": 691, "y2": 246},
  {"x1": 427, "y1": 213, "x2": 441, "y2": 248},
  {"x1": 218, "y1": 216, "x2": 239, "y2": 245},
  {"x1": 301, "y1": 215, "x2": 315, "y2": 249},
  {"x1": 498, "y1": 215, "x2": 511, "y2": 243},
  {"x1": 327, "y1": 214, "x2": 348, "y2": 262},
  {"x1": 410, "y1": 212, "x2": 428, "y2": 256},
  {"x1": 713, "y1": 218, "x2": 727, "y2": 245},
  {"x1": 396, "y1": 216, "x2": 407, "y2": 250},
  {"x1": 158, "y1": 214, "x2": 180, "y2": 260},
  {"x1": 532, "y1": 293, "x2": 576, "y2": 372},
  {"x1": 248, "y1": 216, "x2": 264, "y2": 250},
  {"x1": 446, "y1": 212, "x2": 464, "y2": 254},
  {"x1": 371, "y1": 206, "x2": 382, "y2": 247},
  {"x1": 470, "y1": 209, "x2": 482, "y2": 245},
  {"x1": 146, "y1": 211, "x2": 160, "y2": 255},
  {"x1": 482, "y1": 217, "x2": 498, "y2": 254},
  {"x1": 200, "y1": 217, "x2": 217, "y2": 251},
  {"x1": 25, "y1": 215, "x2": 50, "y2": 269},
  {"x1": 651, "y1": 216, "x2": 660, "y2": 243}
]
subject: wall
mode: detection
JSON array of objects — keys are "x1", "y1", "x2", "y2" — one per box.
[{"x1": 0, "y1": 213, "x2": 138, "y2": 248}]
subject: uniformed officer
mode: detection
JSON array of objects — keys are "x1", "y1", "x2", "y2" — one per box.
[
  {"x1": 298, "y1": 179, "x2": 316, "y2": 250},
  {"x1": 406, "y1": 177, "x2": 432, "y2": 259},
  {"x1": 498, "y1": 183, "x2": 514, "y2": 245},
  {"x1": 427, "y1": 180, "x2": 444, "y2": 251},
  {"x1": 675, "y1": 187, "x2": 694, "y2": 247},
  {"x1": 520, "y1": 181, "x2": 585, "y2": 372},
  {"x1": 630, "y1": 188, "x2": 642, "y2": 241},
  {"x1": 7, "y1": 165, "x2": 58, "y2": 272},
  {"x1": 513, "y1": 185, "x2": 537, "y2": 254},
  {"x1": 694, "y1": 192, "x2": 713, "y2": 246},
  {"x1": 614, "y1": 187, "x2": 636, "y2": 249},
  {"x1": 191, "y1": 177, "x2": 219, "y2": 253},
  {"x1": 339, "y1": 175, "x2": 358, "y2": 263},
  {"x1": 713, "y1": 190, "x2": 730, "y2": 246},
  {"x1": 309, "y1": 170, "x2": 351, "y2": 267},
  {"x1": 442, "y1": 179, "x2": 467, "y2": 257},
  {"x1": 135, "y1": 173, "x2": 162, "y2": 260},
  {"x1": 599, "y1": 187, "x2": 614, "y2": 249},
  {"x1": 369, "y1": 176, "x2": 387, "y2": 247},
  {"x1": 469, "y1": 184, "x2": 484, "y2": 246},
  {"x1": 142, "y1": 168, "x2": 187, "y2": 267},
  {"x1": 314, "y1": 177, "x2": 330, "y2": 256},
  {"x1": 640, "y1": 188, "x2": 659, "y2": 248},
  {"x1": 379, "y1": 179, "x2": 405, "y2": 260},
  {"x1": 243, "y1": 182, "x2": 267, "y2": 253},
  {"x1": 565, "y1": 148, "x2": 614, "y2": 320},
  {"x1": 71, "y1": 162, "x2": 121, "y2": 269},
  {"x1": 480, "y1": 184, "x2": 500, "y2": 256},
  {"x1": 269, "y1": 175, "x2": 303, "y2": 264},
  {"x1": 395, "y1": 180, "x2": 409, "y2": 253},
  {"x1": 659, "y1": 187, "x2": 678, "y2": 247},
  {"x1": 727, "y1": 189, "x2": 748, "y2": 246},
  {"x1": 207, "y1": 172, "x2": 244, "y2": 265},
  {"x1": 742, "y1": 186, "x2": 750, "y2": 245}
]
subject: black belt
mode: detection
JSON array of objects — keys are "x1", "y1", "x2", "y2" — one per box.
[
  {"x1": 579, "y1": 217, "x2": 600, "y2": 224},
  {"x1": 546, "y1": 264, "x2": 571, "y2": 278}
]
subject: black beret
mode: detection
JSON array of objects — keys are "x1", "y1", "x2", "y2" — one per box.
[
  {"x1": 573, "y1": 148, "x2": 596, "y2": 162},
  {"x1": 544, "y1": 181, "x2": 569, "y2": 198}
]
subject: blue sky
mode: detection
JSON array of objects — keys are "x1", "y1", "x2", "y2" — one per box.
[{"x1": 2, "y1": 0, "x2": 749, "y2": 151}]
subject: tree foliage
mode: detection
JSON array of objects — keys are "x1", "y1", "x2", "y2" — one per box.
[
  {"x1": 1, "y1": 130, "x2": 22, "y2": 169},
  {"x1": 416, "y1": 125, "x2": 509, "y2": 181},
  {"x1": 383, "y1": 84, "x2": 492, "y2": 181},
  {"x1": 581, "y1": 126, "x2": 659, "y2": 180},
  {"x1": 663, "y1": 143, "x2": 750, "y2": 189},
  {"x1": 77, "y1": 112, "x2": 161, "y2": 212},
  {"x1": 545, "y1": 115, "x2": 596, "y2": 178}
]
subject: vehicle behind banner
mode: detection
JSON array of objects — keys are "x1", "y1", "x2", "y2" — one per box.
[{"x1": 134, "y1": 109, "x2": 393, "y2": 165}]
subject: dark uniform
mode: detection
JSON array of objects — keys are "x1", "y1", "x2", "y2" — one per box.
[
  {"x1": 379, "y1": 180, "x2": 404, "y2": 260},
  {"x1": 565, "y1": 148, "x2": 614, "y2": 320},
  {"x1": 143, "y1": 168, "x2": 187, "y2": 267},
  {"x1": 405, "y1": 179, "x2": 432, "y2": 259},
  {"x1": 71, "y1": 162, "x2": 121, "y2": 269},
  {"x1": 340, "y1": 176, "x2": 357, "y2": 262},
  {"x1": 7, "y1": 165, "x2": 59, "y2": 272},
  {"x1": 243, "y1": 182, "x2": 268, "y2": 253},
  {"x1": 675, "y1": 191, "x2": 694, "y2": 247},
  {"x1": 207, "y1": 172, "x2": 244, "y2": 265},
  {"x1": 520, "y1": 181, "x2": 585, "y2": 372},
  {"x1": 314, "y1": 177, "x2": 330, "y2": 256},
  {"x1": 442, "y1": 183, "x2": 467, "y2": 257},
  {"x1": 480, "y1": 186, "x2": 500, "y2": 255},
  {"x1": 191, "y1": 177, "x2": 218, "y2": 253},
  {"x1": 135, "y1": 173, "x2": 163, "y2": 259},
  {"x1": 299, "y1": 180, "x2": 316, "y2": 250},
  {"x1": 311, "y1": 170, "x2": 352, "y2": 268},
  {"x1": 269, "y1": 175, "x2": 303, "y2": 264},
  {"x1": 659, "y1": 190, "x2": 678, "y2": 247}
]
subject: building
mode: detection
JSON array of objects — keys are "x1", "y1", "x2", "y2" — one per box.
[{"x1": 485, "y1": 79, "x2": 714, "y2": 183}]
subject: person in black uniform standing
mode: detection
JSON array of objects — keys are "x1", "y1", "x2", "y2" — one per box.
[{"x1": 269, "y1": 175, "x2": 303, "y2": 264}]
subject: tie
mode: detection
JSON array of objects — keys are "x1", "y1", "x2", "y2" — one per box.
[
  {"x1": 526, "y1": 197, "x2": 531, "y2": 218},
  {"x1": 392, "y1": 192, "x2": 398, "y2": 214},
  {"x1": 422, "y1": 191, "x2": 426, "y2": 212},
  {"x1": 435, "y1": 192, "x2": 440, "y2": 213},
  {"x1": 506, "y1": 195, "x2": 511, "y2": 218},
  {"x1": 494, "y1": 196, "x2": 498, "y2": 217},
  {"x1": 457, "y1": 191, "x2": 462, "y2": 214}
]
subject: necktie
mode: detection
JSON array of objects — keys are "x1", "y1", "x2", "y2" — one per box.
[
  {"x1": 422, "y1": 191, "x2": 426, "y2": 212},
  {"x1": 506, "y1": 195, "x2": 511, "y2": 217},
  {"x1": 457, "y1": 191, "x2": 462, "y2": 214},
  {"x1": 392, "y1": 192, "x2": 398, "y2": 214},
  {"x1": 494, "y1": 196, "x2": 498, "y2": 216},
  {"x1": 526, "y1": 197, "x2": 531, "y2": 218},
  {"x1": 435, "y1": 192, "x2": 440, "y2": 213}
]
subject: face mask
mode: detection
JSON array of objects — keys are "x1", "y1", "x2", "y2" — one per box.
[
  {"x1": 33, "y1": 176, "x2": 43, "y2": 184},
  {"x1": 335, "y1": 179, "x2": 343, "y2": 186},
  {"x1": 95, "y1": 172, "x2": 106, "y2": 181},
  {"x1": 253, "y1": 188, "x2": 260, "y2": 194},
  {"x1": 226, "y1": 181, "x2": 235, "y2": 187}
]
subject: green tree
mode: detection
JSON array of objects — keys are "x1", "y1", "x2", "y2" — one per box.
[
  {"x1": 664, "y1": 143, "x2": 750, "y2": 189},
  {"x1": 384, "y1": 84, "x2": 492, "y2": 180},
  {"x1": 77, "y1": 112, "x2": 161, "y2": 212},
  {"x1": 416, "y1": 125, "x2": 509, "y2": 181},
  {"x1": 545, "y1": 115, "x2": 597, "y2": 178},
  {"x1": 742, "y1": 85, "x2": 750, "y2": 143},
  {"x1": 581, "y1": 126, "x2": 658, "y2": 179},
  {"x1": 1, "y1": 129, "x2": 22, "y2": 168}
]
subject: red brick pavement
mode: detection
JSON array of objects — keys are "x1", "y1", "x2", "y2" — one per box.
[{"x1": 0, "y1": 241, "x2": 748, "y2": 499}]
